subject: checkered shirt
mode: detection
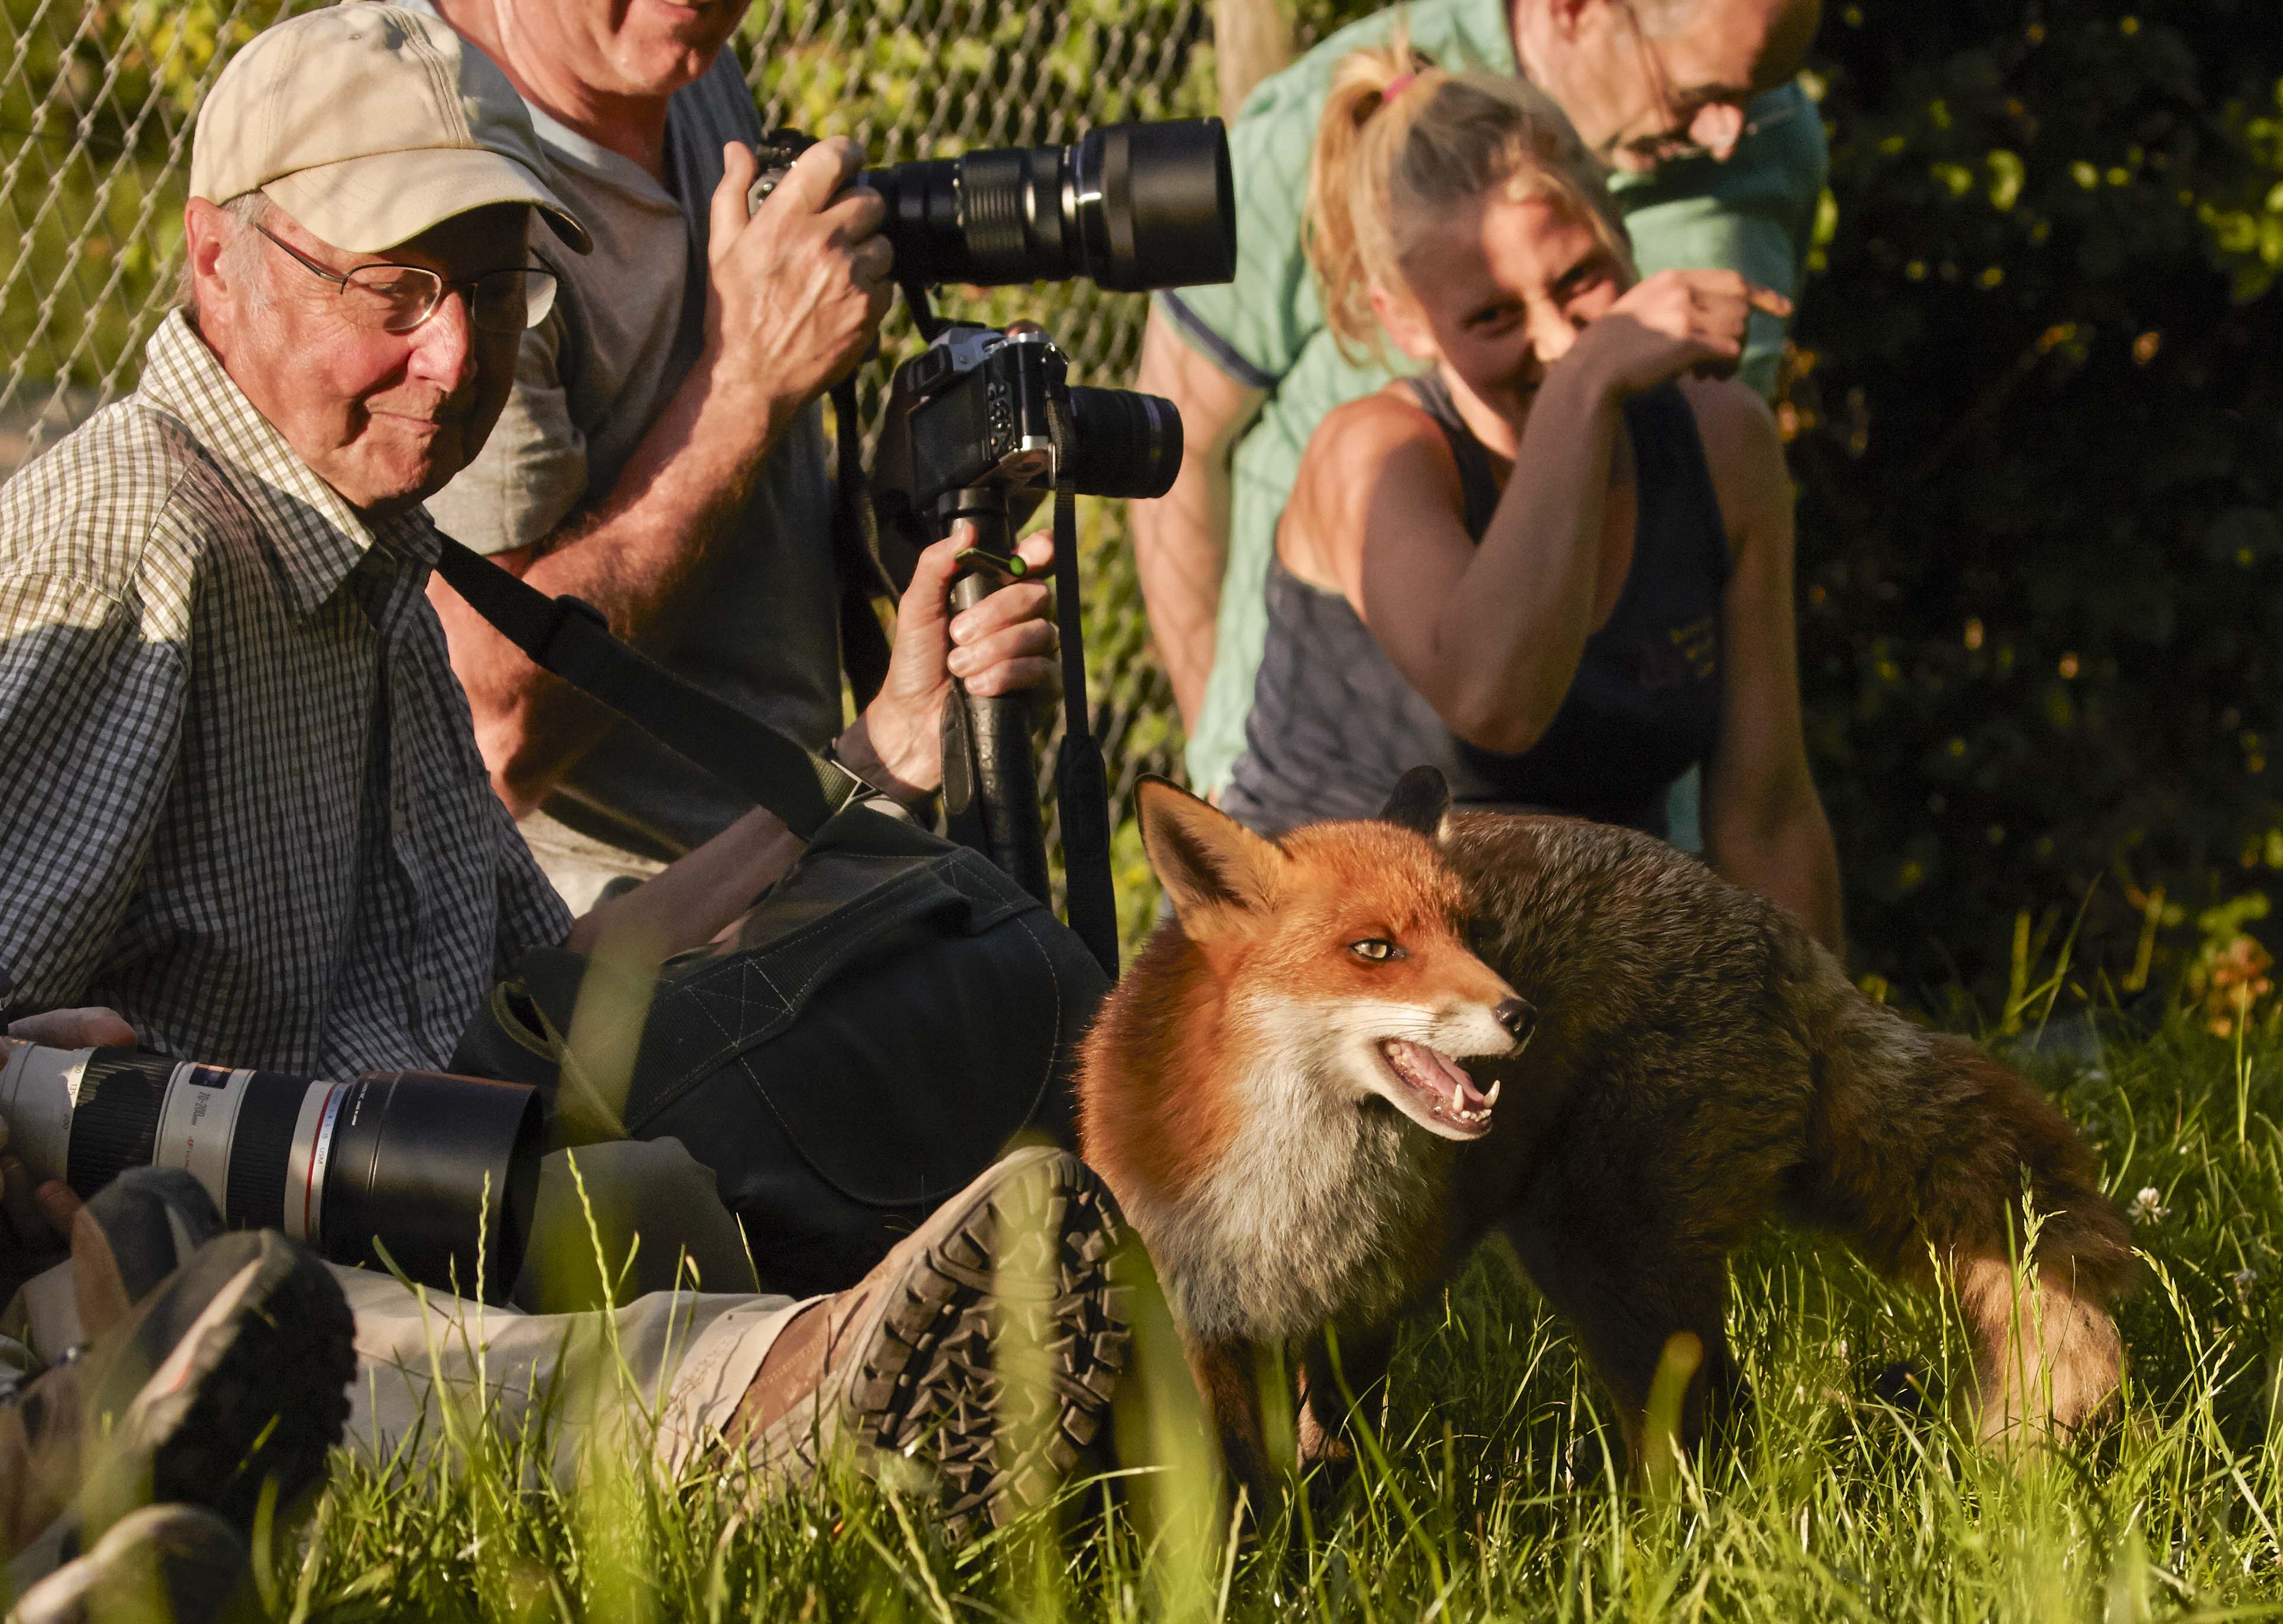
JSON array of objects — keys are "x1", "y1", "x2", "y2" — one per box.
[{"x1": 0, "y1": 310, "x2": 571, "y2": 1075}]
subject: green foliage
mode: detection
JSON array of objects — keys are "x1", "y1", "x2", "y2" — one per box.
[
  {"x1": 1791, "y1": 1, "x2": 2283, "y2": 1007},
  {"x1": 164, "y1": 1014, "x2": 2283, "y2": 1619},
  {"x1": 0, "y1": 0, "x2": 312, "y2": 400}
]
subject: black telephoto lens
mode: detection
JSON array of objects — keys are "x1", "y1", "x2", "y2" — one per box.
[
  {"x1": 1061, "y1": 386, "x2": 1183, "y2": 500},
  {"x1": 866, "y1": 118, "x2": 1235, "y2": 292},
  {"x1": 311, "y1": 1071, "x2": 543, "y2": 1297},
  {"x1": 0, "y1": 1041, "x2": 542, "y2": 1302}
]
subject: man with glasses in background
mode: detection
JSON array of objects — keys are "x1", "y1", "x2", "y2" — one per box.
[{"x1": 1136, "y1": 0, "x2": 1826, "y2": 845}]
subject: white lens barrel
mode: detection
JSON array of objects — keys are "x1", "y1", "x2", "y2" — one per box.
[
  {"x1": 149, "y1": 1062, "x2": 255, "y2": 1217},
  {"x1": 0, "y1": 1038, "x2": 93, "y2": 1186},
  {"x1": 284, "y1": 1080, "x2": 349, "y2": 1245}
]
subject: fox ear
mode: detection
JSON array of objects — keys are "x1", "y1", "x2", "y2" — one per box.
[
  {"x1": 1379, "y1": 766, "x2": 1452, "y2": 843},
  {"x1": 1136, "y1": 775, "x2": 1286, "y2": 925}
]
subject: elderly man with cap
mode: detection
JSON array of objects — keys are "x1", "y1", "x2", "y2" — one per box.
[{"x1": 0, "y1": 8, "x2": 1125, "y2": 1616}]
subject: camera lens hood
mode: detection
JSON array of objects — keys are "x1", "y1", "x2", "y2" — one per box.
[
  {"x1": 1071, "y1": 120, "x2": 1237, "y2": 292},
  {"x1": 316, "y1": 1071, "x2": 543, "y2": 1299}
]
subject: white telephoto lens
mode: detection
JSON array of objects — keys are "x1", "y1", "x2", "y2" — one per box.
[
  {"x1": 149, "y1": 1062, "x2": 257, "y2": 1218},
  {"x1": 0, "y1": 1037, "x2": 95, "y2": 1186}
]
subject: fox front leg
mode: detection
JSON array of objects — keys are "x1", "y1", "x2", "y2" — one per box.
[
  {"x1": 1501, "y1": 1202, "x2": 1745, "y2": 1472},
  {"x1": 1296, "y1": 1322, "x2": 1397, "y2": 1475},
  {"x1": 1186, "y1": 1336, "x2": 1284, "y2": 1522}
]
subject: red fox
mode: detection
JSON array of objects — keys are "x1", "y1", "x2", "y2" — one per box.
[{"x1": 1078, "y1": 770, "x2": 2134, "y2": 1506}]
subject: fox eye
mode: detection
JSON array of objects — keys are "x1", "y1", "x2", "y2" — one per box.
[{"x1": 1348, "y1": 938, "x2": 1403, "y2": 962}]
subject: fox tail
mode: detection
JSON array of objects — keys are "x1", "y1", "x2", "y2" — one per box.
[{"x1": 1798, "y1": 996, "x2": 2135, "y2": 1444}]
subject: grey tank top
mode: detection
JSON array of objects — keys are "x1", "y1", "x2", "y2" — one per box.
[{"x1": 1222, "y1": 376, "x2": 1730, "y2": 839}]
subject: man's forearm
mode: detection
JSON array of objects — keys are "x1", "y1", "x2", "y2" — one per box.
[
  {"x1": 1129, "y1": 474, "x2": 1228, "y2": 728},
  {"x1": 434, "y1": 359, "x2": 806, "y2": 817},
  {"x1": 564, "y1": 804, "x2": 805, "y2": 958},
  {"x1": 1130, "y1": 310, "x2": 1264, "y2": 730}
]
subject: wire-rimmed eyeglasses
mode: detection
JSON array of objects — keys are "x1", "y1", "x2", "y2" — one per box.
[{"x1": 254, "y1": 224, "x2": 558, "y2": 336}]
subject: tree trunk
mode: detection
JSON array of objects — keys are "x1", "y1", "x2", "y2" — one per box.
[{"x1": 1212, "y1": 0, "x2": 1293, "y2": 121}]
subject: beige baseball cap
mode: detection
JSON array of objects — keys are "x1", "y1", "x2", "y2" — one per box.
[{"x1": 190, "y1": 4, "x2": 590, "y2": 256}]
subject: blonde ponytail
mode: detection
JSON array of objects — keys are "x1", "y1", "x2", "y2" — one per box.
[{"x1": 1303, "y1": 19, "x2": 1634, "y2": 364}]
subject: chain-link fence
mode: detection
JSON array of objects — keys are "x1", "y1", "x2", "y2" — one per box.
[
  {"x1": 0, "y1": 0, "x2": 1306, "y2": 945},
  {"x1": 737, "y1": 0, "x2": 1219, "y2": 940}
]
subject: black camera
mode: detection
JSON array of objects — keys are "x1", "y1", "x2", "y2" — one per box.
[
  {"x1": 0, "y1": 1038, "x2": 542, "y2": 1302},
  {"x1": 748, "y1": 119, "x2": 1235, "y2": 292},
  {"x1": 863, "y1": 323, "x2": 1180, "y2": 902},
  {"x1": 871, "y1": 323, "x2": 1181, "y2": 525},
  {"x1": 744, "y1": 118, "x2": 1233, "y2": 974}
]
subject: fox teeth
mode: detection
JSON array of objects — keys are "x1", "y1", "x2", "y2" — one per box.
[{"x1": 1484, "y1": 1078, "x2": 1501, "y2": 1108}]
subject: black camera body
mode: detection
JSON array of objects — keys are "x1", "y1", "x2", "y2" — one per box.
[
  {"x1": 860, "y1": 324, "x2": 1180, "y2": 904},
  {"x1": 870, "y1": 323, "x2": 1180, "y2": 552}
]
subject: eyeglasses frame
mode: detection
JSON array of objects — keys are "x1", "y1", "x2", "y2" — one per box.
[
  {"x1": 251, "y1": 222, "x2": 556, "y2": 336},
  {"x1": 1605, "y1": 0, "x2": 1788, "y2": 167}
]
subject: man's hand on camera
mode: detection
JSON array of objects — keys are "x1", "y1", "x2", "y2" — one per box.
[
  {"x1": 2, "y1": 1009, "x2": 132, "y2": 1288},
  {"x1": 708, "y1": 137, "x2": 893, "y2": 424},
  {"x1": 0, "y1": 1119, "x2": 83, "y2": 1287},
  {"x1": 8, "y1": 1007, "x2": 136, "y2": 1050},
  {"x1": 834, "y1": 524, "x2": 1059, "y2": 802}
]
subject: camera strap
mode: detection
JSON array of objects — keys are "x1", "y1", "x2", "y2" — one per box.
[
  {"x1": 430, "y1": 536, "x2": 869, "y2": 841},
  {"x1": 829, "y1": 376, "x2": 898, "y2": 711},
  {"x1": 1046, "y1": 409, "x2": 1121, "y2": 982}
]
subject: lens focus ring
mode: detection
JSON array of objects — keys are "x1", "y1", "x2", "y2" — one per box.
[
  {"x1": 64, "y1": 1055, "x2": 170, "y2": 1196},
  {"x1": 956, "y1": 148, "x2": 1065, "y2": 283},
  {"x1": 225, "y1": 1072, "x2": 317, "y2": 1232}
]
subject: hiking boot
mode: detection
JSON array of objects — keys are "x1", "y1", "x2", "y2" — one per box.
[
  {"x1": 8, "y1": 1504, "x2": 250, "y2": 1624},
  {"x1": 5, "y1": 1230, "x2": 355, "y2": 1564},
  {"x1": 734, "y1": 1145, "x2": 1131, "y2": 1536},
  {"x1": 8, "y1": 1171, "x2": 227, "y2": 1365},
  {"x1": 79, "y1": 1172, "x2": 224, "y2": 1311}
]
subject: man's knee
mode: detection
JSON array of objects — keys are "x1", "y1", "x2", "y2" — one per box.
[{"x1": 514, "y1": 1140, "x2": 754, "y2": 1311}]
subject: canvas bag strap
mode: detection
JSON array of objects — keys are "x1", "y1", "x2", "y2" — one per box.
[{"x1": 430, "y1": 534, "x2": 867, "y2": 841}]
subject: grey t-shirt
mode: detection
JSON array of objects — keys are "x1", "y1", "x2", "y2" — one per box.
[{"x1": 417, "y1": 41, "x2": 843, "y2": 866}]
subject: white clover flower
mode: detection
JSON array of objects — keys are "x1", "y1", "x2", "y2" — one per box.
[{"x1": 2128, "y1": 1186, "x2": 2170, "y2": 1225}]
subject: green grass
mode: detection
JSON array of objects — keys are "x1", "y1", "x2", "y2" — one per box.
[{"x1": 251, "y1": 1013, "x2": 2283, "y2": 1622}]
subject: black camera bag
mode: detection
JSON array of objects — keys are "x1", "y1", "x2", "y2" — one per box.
[{"x1": 434, "y1": 522, "x2": 1115, "y2": 1297}]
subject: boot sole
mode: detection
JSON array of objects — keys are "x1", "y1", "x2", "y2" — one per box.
[
  {"x1": 98, "y1": 1235, "x2": 356, "y2": 1535},
  {"x1": 842, "y1": 1151, "x2": 1131, "y2": 1538}
]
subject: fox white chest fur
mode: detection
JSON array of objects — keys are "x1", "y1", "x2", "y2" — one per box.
[{"x1": 1124, "y1": 999, "x2": 1454, "y2": 1346}]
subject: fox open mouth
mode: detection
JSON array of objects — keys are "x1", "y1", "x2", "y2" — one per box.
[{"x1": 1378, "y1": 1039, "x2": 1499, "y2": 1137}]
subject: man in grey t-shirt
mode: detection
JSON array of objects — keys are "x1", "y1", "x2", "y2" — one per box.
[{"x1": 412, "y1": 1, "x2": 993, "y2": 908}]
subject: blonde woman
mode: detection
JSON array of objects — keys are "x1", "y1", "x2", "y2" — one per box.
[{"x1": 1219, "y1": 38, "x2": 1842, "y2": 950}]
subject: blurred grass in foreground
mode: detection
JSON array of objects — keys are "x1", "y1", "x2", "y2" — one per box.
[{"x1": 214, "y1": 1008, "x2": 2283, "y2": 1622}]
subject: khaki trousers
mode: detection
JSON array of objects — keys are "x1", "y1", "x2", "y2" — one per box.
[{"x1": 5, "y1": 1143, "x2": 806, "y2": 1594}]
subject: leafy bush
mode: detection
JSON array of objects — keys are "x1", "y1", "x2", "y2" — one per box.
[{"x1": 1790, "y1": 1, "x2": 2283, "y2": 1008}]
